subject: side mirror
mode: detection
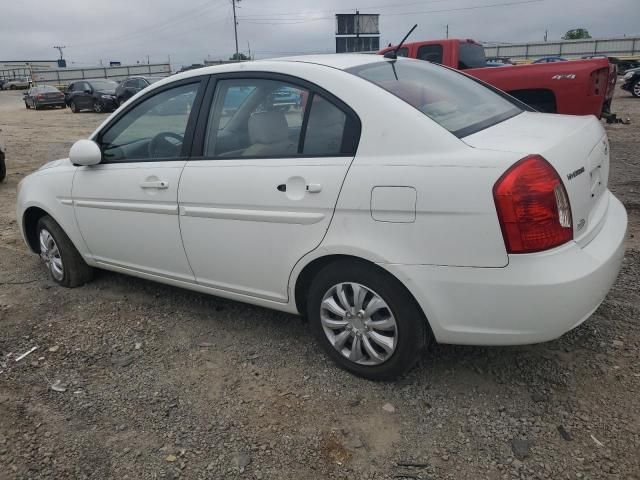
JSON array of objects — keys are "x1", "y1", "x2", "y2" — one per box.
[{"x1": 70, "y1": 139, "x2": 102, "y2": 166}]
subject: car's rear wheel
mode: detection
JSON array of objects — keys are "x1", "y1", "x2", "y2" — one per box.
[
  {"x1": 9, "y1": 85, "x2": 16, "y2": 90},
  {"x1": 307, "y1": 260, "x2": 428, "y2": 380},
  {"x1": 70, "y1": 101, "x2": 78, "y2": 113},
  {"x1": 36, "y1": 216, "x2": 93, "y2": 288},
  {"x1": 93, "y1": 101, "x2": 103, "y2": 113},
  {"x1": 632, "y1": 79, "x2": 640, "y2": 98}
]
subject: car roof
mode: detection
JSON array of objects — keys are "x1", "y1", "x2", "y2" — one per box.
[{"x1": 172, "y1": 53, "x2": 388, "y2": 81}]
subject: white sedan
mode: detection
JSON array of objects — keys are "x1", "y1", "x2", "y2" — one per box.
[{"x1": 16, "y1": 55, "x2": 627, "y2": 380}]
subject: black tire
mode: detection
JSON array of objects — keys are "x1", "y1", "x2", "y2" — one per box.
[
  {"x1": 307, "y1": 260, "x2": 429, "y2": 380},
  {"x1": 9, "y1": 85, "x2": 16, "y2": 90},
  {"x1": 93, "y1": 100, "x2": 103, "y2": 113},
  {"x1": 0, "y1": 154, "x2": 6, "y2": 182},
  {"x1": 70, "y1": 101, "x2": 78, "y2": 113},
  {"x1": 632, "y1": 79, "x2": 640, "y2": 98},
  {"x1": 36, "y1": 215, "x2": 93, "y2": 288}
]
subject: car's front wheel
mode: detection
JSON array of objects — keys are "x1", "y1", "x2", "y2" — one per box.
[
  {"x1": 93, "y1": 100, "x2": 103, "y2": 113},
  {"x1": 632, "y1": 79, "x2": 640, "y2": 98},
  {"x1": 36, "y1": 215, "x2": 93, "y2": 288},
  {"x1": 69, "y1": 101, "x2": 78, "y2": 113},
  {"x1": 307, "y1": 260, "x2": 428, "y2": 380}
]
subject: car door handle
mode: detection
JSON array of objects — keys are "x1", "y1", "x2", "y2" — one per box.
[
  {"x1": 139, "y1": 180, "x2": 169, "y2": 189},
  {"x1": 277, "y1": 183, "x2": 322, "y2": 193}
]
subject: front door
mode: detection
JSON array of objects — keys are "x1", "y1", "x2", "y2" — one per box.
[
  {"x1": 73, "y1": 79, "x2": 205, "y2": 281},
  {"x1": 179, "y1": 76, "x2": 360, "y2": 302}
]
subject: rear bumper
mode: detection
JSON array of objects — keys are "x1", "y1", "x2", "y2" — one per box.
[
  {"x1": 35, "y1": 100, "x2": 65, "y2": 107},
  {"x1": 384, "y1": 192, "x2": 627, "y2": 345}
]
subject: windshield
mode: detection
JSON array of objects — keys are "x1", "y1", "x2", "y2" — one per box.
[
  {"x1": 89, "y1": 80, "x2": 118, "y2": 91},
  {"x1": 38, "y1": 86, "x2": 59, "y2": 93},
  {"x1": 348, "y1": 59, "x2": 522, "y2": 137},
  {"x1": 458, "y1": 42, "x2": 487, "y2": 69}
]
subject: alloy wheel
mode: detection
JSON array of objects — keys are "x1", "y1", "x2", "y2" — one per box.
[
  {"x1": 634, "y1": 81, "x2": 640, "y2": 97},
  {"x1": 320, "y1": 282, "x2": 397, "y2": 366},
  {"x1": 39, "y1": 229, "x2": 64, "y2": 281}
]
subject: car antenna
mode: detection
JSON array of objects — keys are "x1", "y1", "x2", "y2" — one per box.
[{"x1": 384, "y1": 24, "x2": 418, "y2": 60}]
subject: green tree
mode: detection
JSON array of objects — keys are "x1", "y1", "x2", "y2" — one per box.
[
  {"x1": 229, "y1": 53, "x2": 250, "y2": 61},
  {"x1": 562, "y1": 28, "x2": 592, "y2": 40}
]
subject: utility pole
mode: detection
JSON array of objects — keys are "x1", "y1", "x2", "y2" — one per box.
[
  {"x1": 355, "y1": 9, "x2": 360, "y2": 52},
  {"x1": 247, "y1": 41, "x2": 251, "y2": 60},
  {"x1": 53, "y1": 45, "x2": 66, "y2": 60},
  {"x1": 446, "y1": 24, "x2": 449, "y2": 39},
  {"x1": 232, "y1": 0, "x2": 240, "y2": 60},
  {"x1": 544, "y1": 29, "x2": 548, "y2": 42}
]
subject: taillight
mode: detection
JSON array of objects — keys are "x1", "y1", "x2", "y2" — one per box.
[
  {"x1": 37, "y1": 95, "x2": 44, "y2": 100},
  {"x1": 589, "y1": 67, "x2": 609, "y2": 96},
  {"x1": 493, "y1": 155, "x2": 573, "y2": 254}
]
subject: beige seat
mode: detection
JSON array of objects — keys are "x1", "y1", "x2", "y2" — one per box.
[
  {"x1": 303, "y1": 99, "x2": 346, "y2": 155},
  {"x1": 242, "y1": 111, "x2": 297, "y2": 157}
]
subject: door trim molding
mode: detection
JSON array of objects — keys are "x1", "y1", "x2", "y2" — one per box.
[
  {"x1": 75, "y1": 199, "x2": 178, "y2": 215},
  {"x1": 180, "y1": 205, "x2": 325, "y2": 224}
]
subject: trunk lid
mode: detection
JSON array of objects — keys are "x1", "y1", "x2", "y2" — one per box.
[{"x1": 463, "y1": 112, "x2": 610, "y2": 245}]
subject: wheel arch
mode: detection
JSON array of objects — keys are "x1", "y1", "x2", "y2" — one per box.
[
  {"x1": 22, "y1": 206, "x2": 51, "y2": 253},
  {"x1": 293, "y1": 254, "x2": 433, "y2": 339}
]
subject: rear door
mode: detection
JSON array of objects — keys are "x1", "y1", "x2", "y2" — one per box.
[{"x1": 178, "y1": 74, "x2": 361, "y2": 302}]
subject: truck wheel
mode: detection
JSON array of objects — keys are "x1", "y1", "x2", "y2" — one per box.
[
  {"x1": 632, "y1": 80, "x2": 640, "y2": 98},
  {"x1": 0, "y1": 154, "x2": 6, "y2": 182}
]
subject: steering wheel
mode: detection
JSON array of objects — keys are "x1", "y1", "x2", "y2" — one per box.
[{"x1": 148, "y1": 132, "x2": 184, "y2": 159}]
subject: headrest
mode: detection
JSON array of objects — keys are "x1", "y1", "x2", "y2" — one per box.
[{"x1": 248, "y1": 111, "x2": 289, "y2": 144}]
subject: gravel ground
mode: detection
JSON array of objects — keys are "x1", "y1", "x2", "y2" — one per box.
[{"x1": 0, "y1": 87, "x2": 639, "y2": 480}]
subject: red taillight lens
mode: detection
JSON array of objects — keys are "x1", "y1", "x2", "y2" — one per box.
[
  {"x1": 37, "y1": 95, "x2": 44, "y2": 100},
  {"x1": 589, "y1": 67, "x2": 609, "y2": 96},
  {"x1": 493, "y1": 155, "x2": 573, "y2": 254}
]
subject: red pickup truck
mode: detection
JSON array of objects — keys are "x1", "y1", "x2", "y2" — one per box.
[{"x1": 378, "y1": 39, "x2": 617, "y2": 118}]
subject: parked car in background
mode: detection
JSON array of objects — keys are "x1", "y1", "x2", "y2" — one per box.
[
  {"x1": 2, "y1": 76, "x2": 31, "y2": 90},
  {"x1": 115, "y1": 76, "x2": 165, "y2": 106},
  {"x1": 0, "y1": 130, "x2": 5, "y2": 182},
  {"x1": 485, "y1": 56, "x2": 515, "y2": 65},
  {"x1": 24, "y1": 85, "x2": 66, "y2": 109},
  {"x1": 16, "y1": 55, "x2": 626, "y2": 380},
  {"x1": 533, "y1": 56, "x2": 567, "y2": 63},
  {"x1": 65, "y1": 79, "x2": 119, "y2": 113},
  {"x1": 379, "y1": 39, "x2": 617, "y2": 117},
  {"x1": 621, "y1": 67, "x2": 640, "y2": 97}
]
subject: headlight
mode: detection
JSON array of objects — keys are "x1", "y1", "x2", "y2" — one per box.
[{"x1": 623, "y1": 72, "x2": 634, "y2": 80}]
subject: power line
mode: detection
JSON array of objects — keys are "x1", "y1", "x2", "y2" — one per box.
[{"x1": 239, "y1": 0, "x2": 543, "y2": 25}]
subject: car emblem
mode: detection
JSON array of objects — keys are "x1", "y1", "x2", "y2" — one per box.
[{"x1": 567, "y1": 166, "x2": 585, "y2": 180}]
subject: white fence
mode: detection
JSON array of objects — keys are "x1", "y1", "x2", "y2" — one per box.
[
  {"x1": 484, "y1": 36, "x2": 640, "y2": 60},
  {"x1": 31, "y1": 63, "x2": 171, "y2": 87}
]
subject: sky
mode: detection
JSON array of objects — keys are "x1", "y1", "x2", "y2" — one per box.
[{"x1": 0, "y1": 0, "x2": 638, "y2": 69}]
